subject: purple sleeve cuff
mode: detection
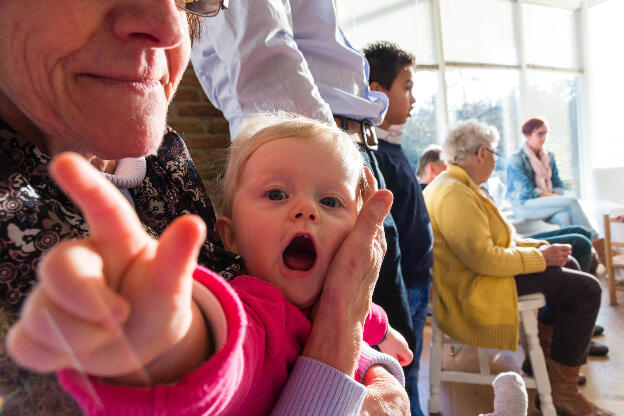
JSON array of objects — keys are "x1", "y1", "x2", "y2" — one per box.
[
  {"x1": 357, "y1": 344, "x2": 405, "y2": 387},
  {"x1": 271, "y1": 356, "x2": 366, "y2": 416}
]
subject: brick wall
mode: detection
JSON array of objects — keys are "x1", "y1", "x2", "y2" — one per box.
[{"x1": 168, "y1": 65, "x2": 230, "y2": 214}]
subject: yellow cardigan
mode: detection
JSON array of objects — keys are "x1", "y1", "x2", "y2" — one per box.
[{"x1": 423, "y1": 165, "x2": 547, "y2": 350}]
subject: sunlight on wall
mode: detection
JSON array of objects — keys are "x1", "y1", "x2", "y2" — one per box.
[{"x1": 590, "y1": 0, "x2": 624, "y2": 168}]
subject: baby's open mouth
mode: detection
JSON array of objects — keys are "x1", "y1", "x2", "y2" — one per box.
[{"x1": 283, "y1": 234, "x2": 316, "y2": 271}]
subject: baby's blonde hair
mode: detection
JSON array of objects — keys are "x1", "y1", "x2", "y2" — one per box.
[{"x1": 221, "y1": 112, "x2": 365, "y2": 217}]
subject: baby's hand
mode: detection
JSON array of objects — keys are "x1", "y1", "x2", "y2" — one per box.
[
  {"x1": 378, "y1": 326, "x2": 413, "y2": 366},
  {"x1": 6, "y1": 153, "x2": 208, "y2": 386}
]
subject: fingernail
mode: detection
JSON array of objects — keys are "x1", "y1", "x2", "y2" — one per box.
[{"x1": 106, "y1": 306, "x2": 127, "y2": 327}]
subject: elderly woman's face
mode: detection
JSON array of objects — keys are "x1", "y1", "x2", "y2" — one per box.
[{"x1": 0, "y1": 0, "x2": 191, "y2": 160}]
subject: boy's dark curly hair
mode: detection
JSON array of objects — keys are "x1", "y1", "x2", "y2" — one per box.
[{"x1": 363, "y1": 41, "x2": 415, "y2": 90}]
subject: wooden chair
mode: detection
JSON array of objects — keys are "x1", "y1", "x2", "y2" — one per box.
[
  {"x1": 603, "y1": 213, "x2": 624, "y2": 305},
  {"x1": 429, "y1": 293, "x2": 556, "y2": 416}
]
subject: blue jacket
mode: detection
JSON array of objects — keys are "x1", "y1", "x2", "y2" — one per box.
[
  {"x1": 506, "y1": 146, "x2": 565, "y2": 208},
  {"x1": 374, "y1": 139, "x2": 434, "y2": 288}
]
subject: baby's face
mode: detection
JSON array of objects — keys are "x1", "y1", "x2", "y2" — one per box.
[{"x1": 230, "y1": 137, "x2": 360, "y2": 309}]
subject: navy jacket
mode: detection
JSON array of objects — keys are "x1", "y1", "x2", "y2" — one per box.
[{"x1": 374, "y1": 139, "x2": 434, "y2": 288}]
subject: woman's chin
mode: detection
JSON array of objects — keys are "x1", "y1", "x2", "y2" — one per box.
[{"x1": 79, "y1": 112, "x2": 167, "y2": 159}]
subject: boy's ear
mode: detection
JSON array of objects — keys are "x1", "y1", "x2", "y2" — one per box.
[
  {"x1": 216, "y1": 216, "x2": 238, "y2": 253},
  {"x1": 369, "y1": 81, "x2": 386, "y2": 93}
]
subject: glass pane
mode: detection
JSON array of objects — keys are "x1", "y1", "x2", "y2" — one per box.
[
  {"x1": 401, "y1": 70, "x2": 441, "y2": 165},
  {"x1": 445, "y1": 68, "x2": 521, "y2": 181},
  {"x1": 440, "y1": 0, "x2": 517, "y2": 65},
  {"x1": 338, "y1": 0, "x2": 437, "y2": 65},
  {"x1": 525, "y1": 70, "x2": 581, "y2": 195},
  {"x1": 523, "y1": 4, "x2": 579, "y2": 69},
  {"x1": 589, "y1": 1, "x2": 624, "y2": 168}
]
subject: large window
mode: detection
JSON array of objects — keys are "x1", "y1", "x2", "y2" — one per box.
[{"x1": 339, "y1": 0, "x2": 586, "y2": 197}]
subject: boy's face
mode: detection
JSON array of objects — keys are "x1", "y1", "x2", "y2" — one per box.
[
  {"x1": 383, "y1": 66, "x2": 415, "y2": 126},
  {"x1": 222, "y1": 137, "x2": 361, "y2": 309}
]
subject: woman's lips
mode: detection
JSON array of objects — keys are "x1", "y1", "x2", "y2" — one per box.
[{"x1": 77, "y1": 73, "x2": 164, "y2": 90}]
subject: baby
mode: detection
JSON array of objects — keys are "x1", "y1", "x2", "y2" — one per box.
[
  {"x1": 211, "y1": 112, "x2": 411, "y2": 412},
  {"x1": 7, "y1": 113, "x2": 410, "y2": 415}
]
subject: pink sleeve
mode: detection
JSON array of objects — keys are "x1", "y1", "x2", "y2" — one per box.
[
  {"x1": 57, "y1": 267, "x2": 249, "y2": 416},
  {"x1": 362, "y1": 302, "x2": 388, "y2": 346}
]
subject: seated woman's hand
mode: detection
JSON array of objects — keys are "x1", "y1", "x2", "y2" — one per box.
[
  {"x1": 378, "y1": 326, "x2": 413, "y2": 367},
  {"x1": 6, "y1": 153, "x2": 209, "y2": 386},
  {"x1": 539, "y1": 243, "x2": 572, "y2": 267}
]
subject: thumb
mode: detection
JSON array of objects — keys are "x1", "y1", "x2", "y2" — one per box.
[
  {"x1": 359, "y1": 189, "x2": 393, "y2": 231},
  {"x1": 151, "y1": 215, "x2": 207, "y2": 295}
]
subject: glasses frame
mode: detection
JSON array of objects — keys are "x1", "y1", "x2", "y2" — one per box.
[
  {"x1": 475, "y1": 145, "x2": 502, "y2": 160},
  {"x1": 485, "y1": 146, "x2": 503, "y2": 160},
  {"x1": 175, "y1": 0, "x2": 229, "y2": 17}
]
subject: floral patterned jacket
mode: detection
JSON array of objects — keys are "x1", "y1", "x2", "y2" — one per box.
[
  {"x1": 0, "y1": 120, "x2": 242, "y2": 313},
  {"x1": 0, "y1": 119, "x2": 242, "y2": 414}
]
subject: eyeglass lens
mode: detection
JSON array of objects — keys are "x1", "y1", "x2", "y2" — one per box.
[{"x1": 176, "y1": 0, "x2": 224, "y2": 17}]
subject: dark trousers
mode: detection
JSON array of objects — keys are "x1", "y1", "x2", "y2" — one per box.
[
  {"x1": 515, "y1": 265, "x2": 601, "y2": 367},
  {"x1": 527, "y1": 226, "x2": 593, "y2": 273},
  {"x1": 359, "y1": 146, "x2": 416, "y2": 387}
]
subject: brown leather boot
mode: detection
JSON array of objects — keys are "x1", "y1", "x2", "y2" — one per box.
[
  {"x1": 523, "y1": 322, "x2": 586, "y2": 385},
  {"x1": 592, "y1": 237, "x2": 607, "y2": 267},
  {"x1": 547, "y1": 359, "x2": 615, "y2": 416}
]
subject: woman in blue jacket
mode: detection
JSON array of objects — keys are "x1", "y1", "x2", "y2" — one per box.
[{"x1": 506, "y1": 117, "x2": 598, "y2": 239}]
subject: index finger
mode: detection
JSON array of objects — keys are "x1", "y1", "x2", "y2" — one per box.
[
  {"x1": 360, "y1": 166, "x2": 378, "y2": 202},
  {"x1": 50, "y1": 153, "x2": 149, "y2": 280}
]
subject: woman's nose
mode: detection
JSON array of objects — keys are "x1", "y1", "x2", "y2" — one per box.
[{"x1": 110, "y1": 0, "x2": 187, "y2": 48}]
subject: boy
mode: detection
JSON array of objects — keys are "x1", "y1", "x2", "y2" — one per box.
[{"x1": 364, "y1": 41, "x2": 434, "y2": 416}]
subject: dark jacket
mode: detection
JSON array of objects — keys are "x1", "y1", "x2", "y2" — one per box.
[{"x1": 374, "y1": 139, "x2": 434, "y2": 288}]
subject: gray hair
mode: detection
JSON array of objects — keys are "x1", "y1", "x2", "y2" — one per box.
[{"x1": 443, "y1": 119, "x2": 500, "y2": 164}]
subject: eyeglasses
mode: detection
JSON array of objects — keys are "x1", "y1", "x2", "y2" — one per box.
[
  {"x1": 476, "y1": 146, "x2": 502, "y2": 160},
  {"x1": 175, "y1": 0, "x2": 228, "y2": 17},
  {"x1": 536, "y1": 131, "x2": 548, "y2": 137},
  {"x1": 485, "y1": 147, "x2": 503, "y2": 160}
]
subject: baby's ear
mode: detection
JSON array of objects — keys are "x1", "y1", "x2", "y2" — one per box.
[{"x1": 215, "y1": 217, "x2": 238, "y2": 253}]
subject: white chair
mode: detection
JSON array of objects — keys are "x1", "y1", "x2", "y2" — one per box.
[{"x1": 428, "y1": 293, "x2": 556, "y2": 416}]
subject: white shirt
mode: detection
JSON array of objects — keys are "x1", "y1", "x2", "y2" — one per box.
[
  {"x1": 190, "y1": 0, "x2": 388, "y2": 138},
  {"x1": 374, "y1": 125, "x2": 404, "y2": 145}
]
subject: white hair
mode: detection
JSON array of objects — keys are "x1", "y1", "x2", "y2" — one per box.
[{"x1": 443, "y1": 119, "x2": 500, "y2": 164}]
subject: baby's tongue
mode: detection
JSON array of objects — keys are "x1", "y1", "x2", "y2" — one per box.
[{"x1": 284, "y1": 251, "x2": 315, "y2": 271}]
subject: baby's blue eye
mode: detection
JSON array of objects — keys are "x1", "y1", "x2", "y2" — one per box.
[
  {"x1": 265, "y1": 189, "x2": 288, "y2": 201},
  {"x1": 320, "y1": 196, "x2": 341, "y2": 208}
]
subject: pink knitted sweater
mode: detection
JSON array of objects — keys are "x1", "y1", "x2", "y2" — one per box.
[{"x1": 58, "y1": 267, "x2": 387, "y2": 415}]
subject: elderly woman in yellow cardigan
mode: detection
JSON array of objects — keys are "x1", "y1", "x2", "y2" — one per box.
[{"x1": 423, "y1": 120, "x2": 611, "y2": 416}]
